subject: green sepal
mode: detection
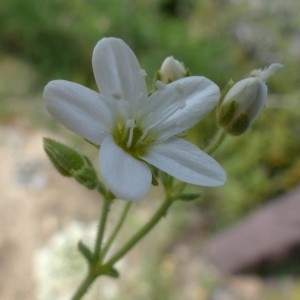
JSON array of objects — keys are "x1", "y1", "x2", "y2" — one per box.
[
  {"x1": 217, "y1": 100, "x2": 237, "y2": 127},
  {"x1": 103, "y1": 267, "x2": 119, "y2": 278},
  {"x1": 70, "y1": 164, "x2": 99, "y2": 190},
  {"x1": 227, "y1": 112, "x2": 250, "y2": 136},
  {"x1": 43, "y1": 138, "x2": 85, "y2": 177},
  {"x1": 178, "y1": 193, "x2": 201, "y2": 202},
  {"x1": 78, "y1": 240, "x2": 93, "y2": 264},
  {"x1": 185, "y1": 68, "x2": 191, "y2": 77},
  {"x1": 219, "y1": 79, "x2": 235, "y2": 104},
  {"x1": 160, "y1": 171, "x2": 173, "y2": 189},
  {"x1": 151, "y1": 175, "x2": 159, "y2": 186},
  {"x1": 156, "y1": 71, "x2": 162, "y2": 82}
]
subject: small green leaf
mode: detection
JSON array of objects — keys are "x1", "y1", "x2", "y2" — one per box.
[
  {"x1": 103, "y1": 267, "x2": 119, "y2": 278},
  {"x1": 78, "y1": 240, "x2": 93, "y2": 264}
]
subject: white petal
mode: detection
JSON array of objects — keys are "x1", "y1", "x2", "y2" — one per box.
[
  {"x1": 92, "y1": 38, "x2": 147, "y2": 110},
  {"x1": 141, "y1": 137, "x2": 226, "y2": 186},
  {"x1": 44, "y1": 80, "x2": 113, "y2": 144},
  {"x1": 247, "y1": 80, "x2": 268, "y2": 121},
  {"x1": 142, "y1": 76, "x2": 220, "y2": 141},
  {"x1": 100, "y1": 135, "x2": 152, "y2": 201}
]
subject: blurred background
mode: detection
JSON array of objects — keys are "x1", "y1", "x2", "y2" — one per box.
[{"x1": 1, "y1": 0, "x2": 300, "y2": 299}]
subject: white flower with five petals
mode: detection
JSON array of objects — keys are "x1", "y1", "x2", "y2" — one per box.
[{"x1": 44, "y1": 37, "x2": 226, "y2": 200}]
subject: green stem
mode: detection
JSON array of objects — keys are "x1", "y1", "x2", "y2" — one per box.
[
  {"x1": 71, "y1": 272, "x2": 96, "y2": 300},
  {"x1": 205, "y1": 128, "x2": 227, "y2": 155},
  {"x1": 94, "y1": 198, "x2": 112, "y2": 261},
  {"x1": 101, "y1": 202, "x2": 132, "y2": 259},
  {"x1": 102, "y1": 197, "x2": 173, "y2": 269}
]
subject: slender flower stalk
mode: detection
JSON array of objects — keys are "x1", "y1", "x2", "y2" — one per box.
[
  {"x1": 44, "y1": 37, "x2": 226, "y2": 201},
  {"x1": 93, "y1": 199, "x2": 112, "y2": 262},
  {"x1": 205, "y1": 128, "x2": 227, "y2": 155}
]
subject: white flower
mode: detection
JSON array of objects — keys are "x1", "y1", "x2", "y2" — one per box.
[
  {"x1": 159, "y1": 56, "x2": 186, "y2": 83},
  {"x1": 44, "y1": 37, "x2": 226, "y2": 200}
]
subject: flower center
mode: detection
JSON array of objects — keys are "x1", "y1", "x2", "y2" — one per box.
[
  {"x1": 114, "y1": 117, "x2": 152, "y2": 157},
  {"x1": 112, "y1": 82, "x2": 188, "y2": 157}
]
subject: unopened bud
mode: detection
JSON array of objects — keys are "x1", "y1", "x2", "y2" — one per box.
[
  {"x1": 43, "y1": 138, "x2": 99, "y2": 189},
  {"x1": 43, "y1": 138, "x2": 85, "y2": 176},
  {"x1": 159, "y1": 56, "x2": 186, "y2": 83},
  {"x1": 218, "y1": 63, "x2": 283, "y2": 135}
]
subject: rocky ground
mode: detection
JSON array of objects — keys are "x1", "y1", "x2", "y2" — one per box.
[{"x1": 0, "y1": 124, "x2": 100, "y2": 299}]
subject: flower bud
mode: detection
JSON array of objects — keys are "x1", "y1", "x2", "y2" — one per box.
[
  {"x1": 43, "y1": 138, "x2": 99, "y2": 189},
  {"x1": 159, "y1": 56, "x2": 186, "y2": 83},
  {"x1": 218, "y1": 63, "x2": 283, "y2": 135},
  {"x1": 43, "y1": 138, "x2": 85, "y2": 177}
]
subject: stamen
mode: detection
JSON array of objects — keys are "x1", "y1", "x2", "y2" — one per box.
[
  {"x1": 135, "y1": 129, "x2": 149, "y2": 148},
  {"x1": 126, "y1": 119, "x2": 136, "y2": 148}
]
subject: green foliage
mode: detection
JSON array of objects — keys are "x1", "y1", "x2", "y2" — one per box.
[
  {"x1": 194, "y1": 106, "x2": 300, "y2": 230},
  {"x1": 0, "y1": 0, "x2": 233, "y2": 86}
]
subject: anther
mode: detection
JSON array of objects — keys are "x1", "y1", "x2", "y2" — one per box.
[{"x1": 126, "y1": 119, "x2": 136, "y2": 148}]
